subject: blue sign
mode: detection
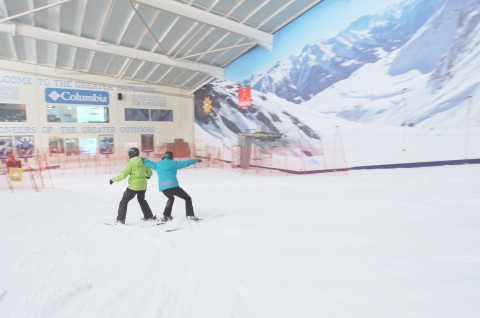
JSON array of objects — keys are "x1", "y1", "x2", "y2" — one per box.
[{"x1": 45, "y1": 88, "x2": 109, "y2": 105}]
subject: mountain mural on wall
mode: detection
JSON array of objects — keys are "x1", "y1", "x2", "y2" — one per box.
[
  {"x1": 194, "y1": 0, "x2": 480, "y2": 149},
  {"x1": 247, "y1": 0, "x2": 442, "y2": 104}
]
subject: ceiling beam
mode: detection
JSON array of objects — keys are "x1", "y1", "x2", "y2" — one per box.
[
  {"x1": 188, "y1": 76, "x2": 215, "y2": 95},
  {"x1": 134, "y1": 0, "x2": 273, "y2": 51},
  {"x1": 0, "y1": 0, "x2": 72, "y2": 23},
  {"x1": 0, "y1": 23, "x2": 224, "y2": 79}
]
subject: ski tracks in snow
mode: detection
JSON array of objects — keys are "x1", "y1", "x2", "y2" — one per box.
[{"x1": 100, "y1": 213, "x2": 255, "y2": 318}]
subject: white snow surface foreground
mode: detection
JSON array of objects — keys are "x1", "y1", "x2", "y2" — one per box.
[{"x1": 1, "y1": 165, "x2": 479, "y2": 318}]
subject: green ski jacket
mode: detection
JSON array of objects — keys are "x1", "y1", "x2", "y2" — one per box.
[{"x1": 111, "y1": 156, "x2": 152, "y2": 191}]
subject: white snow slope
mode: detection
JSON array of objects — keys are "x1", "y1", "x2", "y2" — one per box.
[{"x1": 0, "y1": 164, "x2": 479, "y2": 318}]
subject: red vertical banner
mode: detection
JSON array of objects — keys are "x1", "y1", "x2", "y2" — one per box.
[{"x1": 238, "y1": 86, "x2": 252, "y2": 108}]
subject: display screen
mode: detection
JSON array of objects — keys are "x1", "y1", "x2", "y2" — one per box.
[{"x1": 47, "y1": 105, "x2": 109, "y2": 123}]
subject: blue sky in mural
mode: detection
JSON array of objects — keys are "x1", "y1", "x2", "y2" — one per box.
[{"x1": 225, "y1": 0, "x2": 406, "y2": 83}]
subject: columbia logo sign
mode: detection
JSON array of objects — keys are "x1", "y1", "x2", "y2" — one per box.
[{"x1": 45, "y1": 88, "x2": 110, "y2": 105}]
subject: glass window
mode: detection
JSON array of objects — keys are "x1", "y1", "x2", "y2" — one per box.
[
  {"x1": 0, "y1": 104, "x2": 26, "y2": 122},
  {"x1": 151, "y1": 109, "x2": 173, "y2": 122},
  {"x1": 125, "y1": 108, "x2": 149, "y2": 121}
]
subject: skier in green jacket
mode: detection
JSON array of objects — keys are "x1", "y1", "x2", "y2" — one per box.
[{"x1": 110, "y1": 147, "x2": 157, "y2": 224}]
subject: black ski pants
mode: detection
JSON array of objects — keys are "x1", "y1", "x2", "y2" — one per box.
[
  {"x1": 117, "y1": 188, "x2": 153, "y2": 221},
  {"x1": 162, "y1": 186, "x2": 194, "y2": 217}
]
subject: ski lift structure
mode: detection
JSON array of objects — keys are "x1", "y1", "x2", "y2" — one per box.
[{"x1": 236, "y1": 129, "x2": 283, "y2": 169}]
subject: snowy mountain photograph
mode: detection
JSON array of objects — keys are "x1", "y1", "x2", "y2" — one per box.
[{"x1": 194, "y1": 0, "x2": 480, "y2": 170}]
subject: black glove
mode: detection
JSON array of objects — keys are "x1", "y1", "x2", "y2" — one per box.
[
  {"x1": 196, "y1": 159, "x2": 202, "y2": 163},
  {"x1": 109, "y1": 179, "x2": 113, "y2": 185}
]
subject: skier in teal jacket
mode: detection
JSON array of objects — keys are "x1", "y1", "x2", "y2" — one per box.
[
  {"x1": 110, "y1": 147, "x2": 156, "y2": 224},
  {"x1": 143, "y1": 151, "x2": 202, "y2": 221}
]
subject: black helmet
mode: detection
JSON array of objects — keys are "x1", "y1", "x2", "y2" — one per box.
[
  {"x1": 128, "y1": 147, "x2": 140, "y2": 158},
  {"x1": 163, "y1": 151, "x2": 174, "y2": 160}
]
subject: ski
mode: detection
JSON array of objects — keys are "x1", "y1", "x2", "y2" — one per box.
[
  {"x1": 140, "y1": 222, "x2": 165, "y2": 228},
  {"x1": 141, "y1": 222, "x2": 182, "y2": 232},
  {"x1": 104, "y1": 222, "x2": 160, "y2": 226}
]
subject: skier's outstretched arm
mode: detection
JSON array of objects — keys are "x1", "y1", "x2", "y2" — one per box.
[{"x1": 143, "y1": 158, "x2": 156, "y2": 170}]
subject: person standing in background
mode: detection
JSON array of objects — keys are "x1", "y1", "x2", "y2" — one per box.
[{"x1": 5, "y1": 154, "x2": 22, "y2": 168}]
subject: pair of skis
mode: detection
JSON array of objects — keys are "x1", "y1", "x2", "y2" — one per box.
[
  {"x1": 105, "y1": 217, "x2": 202, "y2": 232},
  {"x1": 104, "y1": 222, "x2": 182, "y2": 232},
  {"x1": 140, "y1": 221, "x2": 182, "y2": 232}
]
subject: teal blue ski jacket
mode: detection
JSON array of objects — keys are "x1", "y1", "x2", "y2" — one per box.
[{"x1": 144, "y1": 158, "x2": 197, "y2": 191}]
